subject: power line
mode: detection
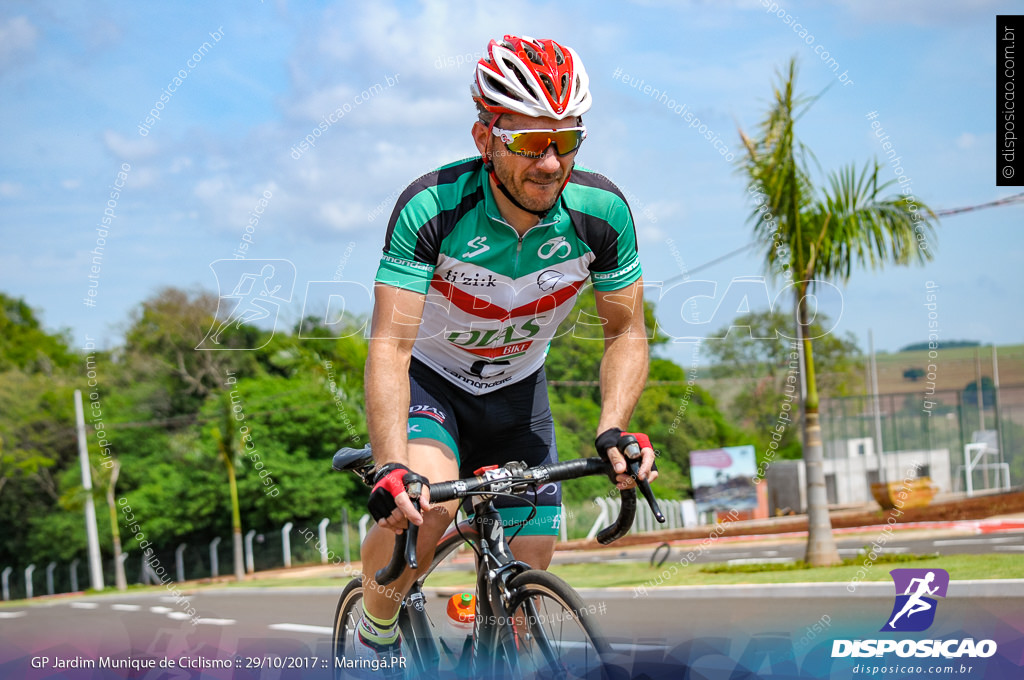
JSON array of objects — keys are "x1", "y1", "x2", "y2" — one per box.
[
  {"x1": 662, "y1": 192, "x2": 1024, "y2": 283},
  {"x1": 934, "y1": 191, "x2": 1024, "y2": 217}
]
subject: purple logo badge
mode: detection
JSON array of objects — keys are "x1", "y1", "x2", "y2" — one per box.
[{"x1": 881, "y1": 568, "x2": 950, "y2": 632}]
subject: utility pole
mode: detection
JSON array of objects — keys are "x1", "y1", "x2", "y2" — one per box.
[{"x1": 74, "y1": 390, "x2": 104, "y2": 591}]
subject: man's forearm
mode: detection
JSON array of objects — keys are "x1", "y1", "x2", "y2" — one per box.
[
  {"x1": 597, "y1": 333, "x2": 648, "y2": 433},
  {"x1": 365, "y1": 340, "x2": 412, "y2": 467}
]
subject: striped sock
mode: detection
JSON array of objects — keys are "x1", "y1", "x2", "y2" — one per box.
[{"x1": 358, "y1": 603, "x2": 399, "y2": 646}]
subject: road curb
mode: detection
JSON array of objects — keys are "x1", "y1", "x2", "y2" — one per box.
[{"x1": 573, "y1": 579, "x2": 1024, "y2": 599}]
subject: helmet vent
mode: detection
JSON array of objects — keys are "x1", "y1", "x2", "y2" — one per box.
[
  {"x1": 524, "y1": 45, "x2": 543, "y2": 65},
  {"x1": 553, "y1": 44, "x2": 565, "y2": 65},
  {"x1": 539, "y1": 73, "x2": 557, "y2": 99}
]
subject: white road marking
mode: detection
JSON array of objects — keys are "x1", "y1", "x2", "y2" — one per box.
[
  {"x1": 111, "y1": 604, "x2": 141, "y2": 611},
  {"x1": 994, "y1": 546, "x2": 1024, "y2": 552},
  {"x1": 166, "y1": 612, "x2": 191, "y2": 620},
  {"x1": 0, "y1": 611, "x2": 26, "y2": 619},
  {"x1": 933, "y1": 537, "x2": 1019, "y2": 546},
  {"x1": 196, "y1": 618, "x2": 235, "y2": 626},
  {"x1": 269, "y1": 623, "x2": 334, "y2": 635},
  {"x1": 70, "y1": 602, "x2": 99, "y2": 609},
  {"x1": 150, "y1": 606, "x2": 172, "y2": 614}
]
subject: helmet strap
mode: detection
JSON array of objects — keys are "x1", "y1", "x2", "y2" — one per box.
[
  {"x1": 482, "y1": 112, "x2": 572, "y2": 220},
  {"x1": 486, "y1": 165, "x2": 553, "y2": 218}
]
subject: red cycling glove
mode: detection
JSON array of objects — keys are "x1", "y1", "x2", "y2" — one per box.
[{"x1": 368, "y1": 463, "x2": 428, "y2": 522}]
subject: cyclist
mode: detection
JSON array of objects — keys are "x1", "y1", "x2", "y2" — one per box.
[{"x1": 355, "y1": 34, "x2": 658, "y2": 670}]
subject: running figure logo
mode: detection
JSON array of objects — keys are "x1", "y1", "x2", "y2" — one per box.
[
  {"x1": 197, "y1": 259, "x2": 296, "y2": 350},
  {"x1": 881, "y1": 568, "x2": 950, "y2": 632}
]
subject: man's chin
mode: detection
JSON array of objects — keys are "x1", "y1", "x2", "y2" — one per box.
[{"x1": 520, "y1": 184, "x2": 559, "y2": 212}]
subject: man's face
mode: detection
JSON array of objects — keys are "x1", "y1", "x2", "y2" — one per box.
[{"x1": 473, "y1": 113, "x2": 581, "y2": 214}]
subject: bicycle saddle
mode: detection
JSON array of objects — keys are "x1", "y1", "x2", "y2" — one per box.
[{"x1": 331, "y1": 446, "x2": 374, "y2": 472}]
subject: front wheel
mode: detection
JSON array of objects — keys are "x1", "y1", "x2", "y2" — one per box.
[
  {"x1": 332, "y1": 528, "x2": 472, "y2": 678},
  {"x1": 496, "y1": 569, "x2": 615, "y2": 680},
  {"x1": 332, "y1": 577, "x2": 365, "y2": 679}
]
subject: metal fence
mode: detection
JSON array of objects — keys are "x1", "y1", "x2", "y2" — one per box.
[{"x1": 819, "y1": 385, "x2": 1024, "y2": 497}]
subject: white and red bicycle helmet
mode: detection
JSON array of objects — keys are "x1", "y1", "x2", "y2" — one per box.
[{"x1": 472, "y1": 35, "x2": 592, "y2": 120}]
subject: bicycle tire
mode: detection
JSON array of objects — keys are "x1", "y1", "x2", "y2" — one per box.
[
  {"x1": 332, "y1": 527, "x2": 475, "y2": 678},
  {"x1": 332, "y1": 577, "x2": 367, "y2": 679},
  {"x1": 493, "y1": 569, "x2": 615, "y2": 680}
]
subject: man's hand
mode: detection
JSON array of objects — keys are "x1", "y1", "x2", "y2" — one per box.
[
  {"x1": 595, "y1": 428, "x2": 659, "y2": 490},
  {"x1": 368, "y1": 463, "x2": 432, "y2": 533}
]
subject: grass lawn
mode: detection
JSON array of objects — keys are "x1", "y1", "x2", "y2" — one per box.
[{"x1": 370, "y1": 553, "x2": 1024, "y2": 590}]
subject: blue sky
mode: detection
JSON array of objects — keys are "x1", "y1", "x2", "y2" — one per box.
[{"x1": 1, "y1": 0, "x2": 1021, "y2": 364}]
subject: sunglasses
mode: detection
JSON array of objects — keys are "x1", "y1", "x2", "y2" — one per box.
[{"x1": 490, "y1": 125, "x2": 587, "y2": 158}]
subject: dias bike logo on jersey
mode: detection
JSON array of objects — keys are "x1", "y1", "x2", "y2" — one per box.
[
  {"x1": 831, "y1": 569, "x2": 997, "y2": 659},
  {"x1": 445, "y1": 317, "x2": 545, "y2": 360}
]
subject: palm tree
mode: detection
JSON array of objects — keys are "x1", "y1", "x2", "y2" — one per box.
[
  {"x1": 211, "y1": 393, "x2": 246, "y2": 581},
  {"x1": 103, "y1": 460, "x2": 127, "y2": 591},
  {"x1": 738, "y1": 59, "x2": 939, "y2": 566}
]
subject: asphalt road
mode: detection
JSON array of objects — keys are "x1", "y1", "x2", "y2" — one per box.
[
  {"x1": 2, "y1": 526, "x2": 1022, "y2": 678},
  {"x1": 2, "y1": 584, "x2": 1022, "y2": 679}
]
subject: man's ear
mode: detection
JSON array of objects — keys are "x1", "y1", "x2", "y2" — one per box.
[{"x1": 472, "y1": 121, "x2": 489, "y2": 157}]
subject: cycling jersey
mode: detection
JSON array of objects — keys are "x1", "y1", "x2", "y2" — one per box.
[{"x1": 376, "y1": 157, "x2": 642, "y2": 395}]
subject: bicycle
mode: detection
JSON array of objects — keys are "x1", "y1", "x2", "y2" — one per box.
[{"x1": 330, "y1": 436, "x2": 664, "y2": 679}]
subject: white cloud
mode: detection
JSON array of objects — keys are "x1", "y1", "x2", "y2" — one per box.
[
  {"x1": 286, "y1": 84, "x2": 357, "y2": 122},
  {"x1": 61, "y1": 179, "x2": 81, "y2": 190},
  {"x1": 0, "y1": 181, "x2": 23, "y2": 197},
  {"x1": 0, "y1": 16, "x2": 38, "y2": 70},
  {"x1": 318, "y1": 200, "x2": 368, "y2": 232},
  {"x1": 168, "y1": 157, "x2": 193, "y2": 174},
  {"x1": 102, "y1": 130, "x2": 159, "y2": 160},
  {"x1": 956, "y1": 133, "x2": 976, "y2": 150}
]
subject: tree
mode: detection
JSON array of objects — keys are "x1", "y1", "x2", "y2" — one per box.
[
  {"x1": 0, "y1": 293, "x2": 77, "y2": 374},
  {"x1": 738, "y1": 59, "x2": 939, "y2": 565},
  {"x1": 705, "y1": 309, "x2": 863, "y2": 397},
  {"x1": 210, "y1": 393, "x2": 246, "y2": 580},
  {"x1": 122, "y1": 287, "x2": 257, "y2": 416},
  {"x1": 100, "y1": 460, "x2": 127, "y2": 590},
  {"x1": 963, "y1": 376, "x2": 996, "y2": 409},
  {"x1": 903, "y1": 368, "x2": 925, "y2": 382}
]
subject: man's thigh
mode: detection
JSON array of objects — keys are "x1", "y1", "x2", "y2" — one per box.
[{"x1": 509, "y1": 535, "x2": 557, "y2": 570}]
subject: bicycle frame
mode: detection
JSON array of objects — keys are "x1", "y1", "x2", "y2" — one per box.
[
  {"x1": 397, "y1": 499, "x2": 534, "y2": 676},
  {"x1": 332, "y1": 443, "x2": 663, "y2": 676}
]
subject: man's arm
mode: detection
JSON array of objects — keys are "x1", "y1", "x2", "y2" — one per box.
[
  {"x1": 365, "y1": 282, "x2": 429, "y2": 529},
  {"x1": 593, "y1": 277, "x2": 657, "y2": 486}
]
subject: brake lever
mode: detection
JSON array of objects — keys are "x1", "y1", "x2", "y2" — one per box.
[
  {"x1": 619, "y1": 435, "x2": 665, "y2": 524},
  {"x1": 373, "y1": 479, "x2": 423, "y2": 586},
  {"x1": 626, "y1": 457, "x2": 665, "y2": 523}
]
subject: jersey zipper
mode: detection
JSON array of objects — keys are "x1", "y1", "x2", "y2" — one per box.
[{"x1": 514, "y1": 234, "x2": 523, "y2": 279}]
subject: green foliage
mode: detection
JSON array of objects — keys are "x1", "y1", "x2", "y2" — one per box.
[
  {"x1": 900, "y1": 340, "x2": 979, "y2": 352},
  {"x1": 704, "y1": 309, "x2": 863, "y2": 397},
  {"x1": 903, "y1": 367, "x2": 926, "y2": 381},
  {"x1": 549, "y1": 294, "x2": 757, "y2": 503},
  {"x1": 0, "y1": 293, "x2": 77, "y2": 374},
  {"x1": 699, "y1": 551, "x2": 936, "y2": 574},
  {"x1": 1, "y1": 284, "x2": 754, "y2": 580},
  {"x1": 962, "y1": 376, "x2": 996, "y2": 408}
]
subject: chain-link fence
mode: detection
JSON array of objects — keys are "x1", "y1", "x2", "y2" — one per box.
[{"x1": 820, "y1": 384, "x2": 1024, "y2": 499}]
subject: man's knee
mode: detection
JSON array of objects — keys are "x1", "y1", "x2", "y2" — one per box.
[{"x1": 510, "y1": 535, "x2": 557, "y2": 569}]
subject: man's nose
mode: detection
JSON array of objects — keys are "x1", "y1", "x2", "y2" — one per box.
[{"x1": 534, "y1": 145, "x2": 562, "y2": 173}]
